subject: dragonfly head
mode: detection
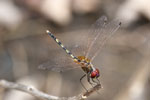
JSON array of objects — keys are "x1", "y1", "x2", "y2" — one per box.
[{"x1": 91, "y1": 68, "x2": 100, "y2": 78}]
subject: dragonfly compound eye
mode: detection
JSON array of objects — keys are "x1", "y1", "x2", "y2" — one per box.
[
  {"x1": 91, "y1": 69, "x2": 100, "y2": 78},
  {"x1": 91, "y1": 71, "x2": 97, "y2": 78}
]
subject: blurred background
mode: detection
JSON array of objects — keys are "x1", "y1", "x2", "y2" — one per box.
[{"x1": 0, "y1": 0, "x2": 150, "y2": 100}]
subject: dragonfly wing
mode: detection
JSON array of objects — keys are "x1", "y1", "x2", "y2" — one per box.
[
  {"x1": 38, "y1": 60, "x2": 79, "y2": 72},
  {"x1": 38, "y1": 33, "x2": 80, "y2": 72},
  {"x1": 38, "y1": 52, "x2": 80, "y2": 72},
  {"x1": 71, "y1": 16, "x2": 108, "y2": 57},
  {"x1": 85, "y1": 17, "x2": 121, "y2": 61},
  {"x1": 70, "y1": 31, "x2": 88, "y2": 57}
]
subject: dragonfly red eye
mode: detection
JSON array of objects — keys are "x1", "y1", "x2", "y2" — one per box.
[
  {"x1": 91, "y1": 69, "x2": 99, "y2": 78},
  {"x1": 91, "y1": 71, "x2": 96, "y2": 78},
  {"x1": 91, "y1": 68, "x2": 100, "y2": 78}
]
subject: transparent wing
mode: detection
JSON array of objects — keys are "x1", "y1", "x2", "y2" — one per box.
[
  {"x1": 85, "y1": 18, "x2": 121, "y2": 61},
  {"x1": 38, "y1": 33, "x2": 80, "y2": 72},
  {"x1": 38, "y1": 58, "x2": 80, "y2": 72},
  {"x1": 71, "y1": 16, "x2": 108, "y2": 57}
]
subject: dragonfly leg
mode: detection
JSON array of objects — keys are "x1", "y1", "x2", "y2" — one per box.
[
  {"x1": 87, "y1": 73, "x2": 93, "y2": 86},
  {"x1": 87, "y1": 74, "x2": 101, "y2": 95},
  {"x1": 96, "y1": 78, "x2": 100, "y2": 84},
  {"x1": 91, "y1": 78, "x2": 102, "y2": 95},
  {"x1": 80, "y1": 74, "x2": 88, "y2": 91},
  {"x1": 92, "y1": 78, "x2": 100, "y2": 85}
]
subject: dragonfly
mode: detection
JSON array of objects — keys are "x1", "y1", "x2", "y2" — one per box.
[{"x1": 39, "y1": 16, "x2": 121, "y2": 91}]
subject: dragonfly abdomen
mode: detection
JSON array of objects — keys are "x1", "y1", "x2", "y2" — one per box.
[{"x1": 46, "y1": 30, "x2": 80, "y2": 62}]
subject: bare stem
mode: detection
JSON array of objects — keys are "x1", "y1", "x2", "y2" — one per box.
[{"x1": 0, "y1": 79, "x2": 101, "y2": 100}]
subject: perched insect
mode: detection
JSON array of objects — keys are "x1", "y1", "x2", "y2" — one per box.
[{"x1": 39, "y1": 16, "x2": 121, "y2": 91}]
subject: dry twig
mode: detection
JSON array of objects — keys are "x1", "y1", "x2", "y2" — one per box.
[{"x1": 0, "y1": 79, "x2": 101, "y2": 100}]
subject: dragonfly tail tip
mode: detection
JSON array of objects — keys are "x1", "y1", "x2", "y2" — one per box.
[{"x1": 46, "y1": 30, "x2": 50, "y2": 33}]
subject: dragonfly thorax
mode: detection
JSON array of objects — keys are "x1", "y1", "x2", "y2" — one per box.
[
  {"x1": 73, "y1": 56, "x2": 90, "y2": 65},
  {"x1": 73, "y1": 56, "x2": 100, "y2": 78}
]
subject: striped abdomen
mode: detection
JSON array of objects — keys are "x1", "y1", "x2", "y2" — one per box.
[{"x1": 46, "y1": 30, "x2": 80, "y2": 63}]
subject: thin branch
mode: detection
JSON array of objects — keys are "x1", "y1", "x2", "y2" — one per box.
[
  {"x1": 0, "y1": 79, "x2": 101, "y2": 100},
  {"x1": 0, "y1": 79, "x2": 58, "y2": 100}
]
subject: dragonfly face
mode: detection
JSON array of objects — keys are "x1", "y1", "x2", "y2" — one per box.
[{"x1": 90, "y1": 68, "x2": 100, "y2": 78}]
